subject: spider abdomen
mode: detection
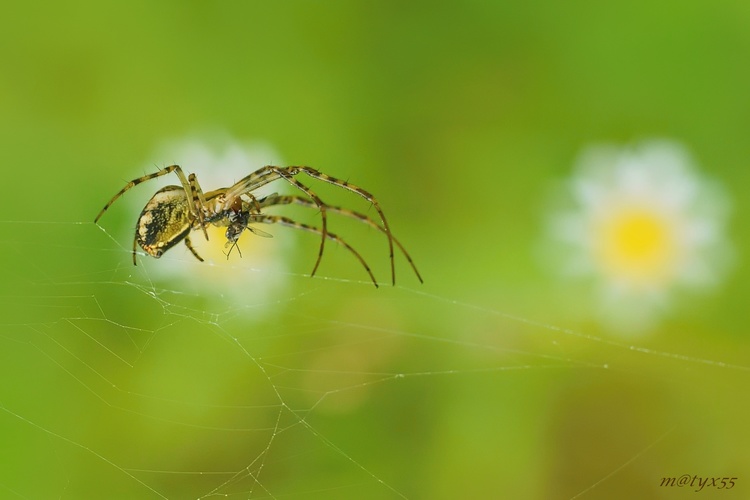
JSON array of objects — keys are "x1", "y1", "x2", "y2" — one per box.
[{"x1": 136, "y1": 186, "x2": 192, "y2": 258}]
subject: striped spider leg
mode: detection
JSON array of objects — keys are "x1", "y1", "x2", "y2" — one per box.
[
  {"x1": 250, "y1": 213, "x2": 379, "y2": 286},
  {"x1": 223, "y1": 166, "x2": 396, "y2": 284},
  {"x1": 254, "y1": 193, "x2": 423, "y2": 284}
]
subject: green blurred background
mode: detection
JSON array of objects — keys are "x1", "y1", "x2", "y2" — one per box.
[{"x1": 1, "y1": 2, "x2": 749, "y2": 498}]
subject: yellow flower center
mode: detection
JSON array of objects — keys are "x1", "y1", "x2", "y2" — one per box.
[{"x1": 595, "y1": 208, "x2": 677, "y2": 284}]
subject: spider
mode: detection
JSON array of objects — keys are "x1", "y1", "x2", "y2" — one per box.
[{"x1": 94, "y1": 165, "x2": 422, "y2": 287}]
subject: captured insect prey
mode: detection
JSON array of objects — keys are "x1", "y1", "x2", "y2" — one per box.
[{"x1": 94, "y1": 165, "x2": 423, "y2": 287}]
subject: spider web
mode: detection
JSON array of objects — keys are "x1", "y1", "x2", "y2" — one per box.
[{"x1": 0, "y1": 216, "x2": 748, "y2": 499}]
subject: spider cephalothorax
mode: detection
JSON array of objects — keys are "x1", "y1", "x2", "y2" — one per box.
[{"x1": 95, "y1": 165, "x2": 422, "y2": 287}]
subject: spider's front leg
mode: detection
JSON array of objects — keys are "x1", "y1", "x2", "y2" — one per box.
[{"x1": 188, "y1": 173, "x2": 210, "y2": 241}]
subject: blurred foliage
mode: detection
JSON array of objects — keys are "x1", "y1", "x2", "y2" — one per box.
[{"x1": 1, "y1": 1, "x2": 750, "y2": 498}]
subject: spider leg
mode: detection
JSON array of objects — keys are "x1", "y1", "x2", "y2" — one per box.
[
  {"x1": 223, "y1": 166, "x2": 329, "y2": 279},
  {"x1": 188, "y1": 173, "x2": 210, "y2": 241},
  {"x1": 242, "y1": 193, "x2": 262, "y2": 214},
  {"x1": 96, "y1": 165, "x2": 209, "y2": 243},
  {"x1": 258, "y1": 194, "x2": 423, "y2": 283},
  {"x1": 132, "y1": 233, "x2": 138, "y2": 266},
  {"x1": 223, "y1": 167, "x2": 293, "y2": 199},
  {"x1": 97, "y1": 167, "x2": 168, "y2": 223},
  {"x1": 295, "y1": 167, "x2": 396, "y2": 286},
  {"x1": 274, "y1": 170, "x2": 329, "y2": 278},
  {"x1": 251, "y1": 214, "x2": 378, "y2": 288},
  {"x1": 184, "y1": 234, "x2": 204, "y2": 262},
  {"x1": 96, "y1": 165, "x2": 186, "y2": 222}
]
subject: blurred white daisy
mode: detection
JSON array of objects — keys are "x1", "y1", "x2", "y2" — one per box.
[
  {"x1": 545, "y1": 140, "x2": 732, "y2": 334},
  {"x1": 129, "y1": 131, "x2": 293, "y2": 309}
]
